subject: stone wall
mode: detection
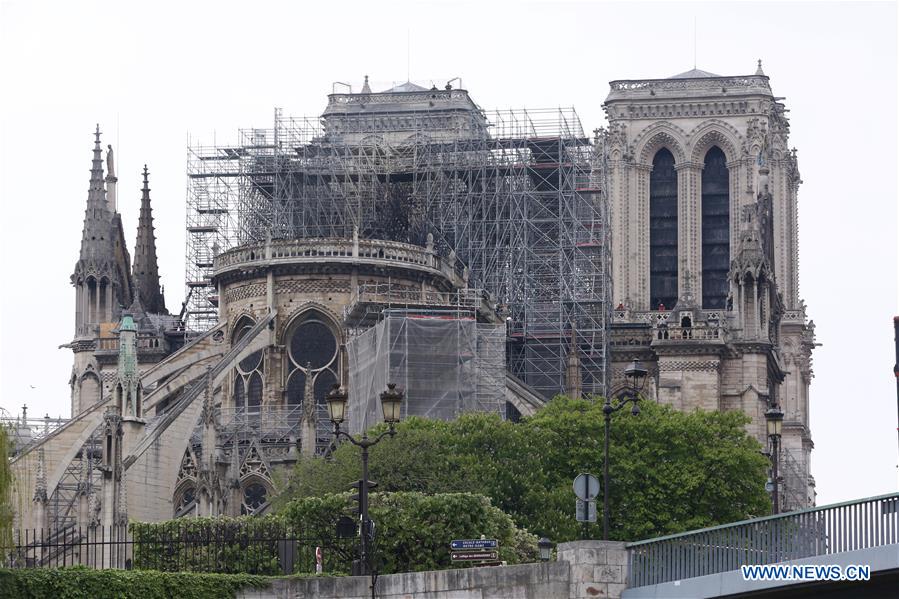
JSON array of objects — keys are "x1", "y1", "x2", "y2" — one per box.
[
  {"x1": 237, "y1": 540, "x2": 629, "y2": 599},
  {"x1": 558, "y1": 540, "x2": 629, "y2": 599}
]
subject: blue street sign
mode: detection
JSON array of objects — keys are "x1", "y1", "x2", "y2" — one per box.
[{"x1": 451, "y1": 539, "x2": 498, "y2": 550}]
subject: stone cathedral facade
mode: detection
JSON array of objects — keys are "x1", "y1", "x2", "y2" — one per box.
[
  {"x1": 604, "y1": 64, "x2": 816, "y2": 510},
  {"x1": 8, "y1": 63, "x2": 815, "y2": 536}
]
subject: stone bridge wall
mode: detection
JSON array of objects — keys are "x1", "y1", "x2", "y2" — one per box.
[{"x1": 237, "y1": 540, "x2": 628, "y2": 599}]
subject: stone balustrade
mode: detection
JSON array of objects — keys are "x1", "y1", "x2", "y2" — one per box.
[
  {"x1": 654, "y1": 324, "x2": 724, "y2": 342},
  {"x1": 213, "y1": 238, "x2": 462, "y2": 286}
]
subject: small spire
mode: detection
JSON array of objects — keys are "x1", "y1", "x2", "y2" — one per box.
[
  {"x1": 755, "y1": 59, "x2": 765, "y2": 76},
  {"x1": 90, "y1": 125, "x2": 105, "y2": 195},
  {"x1": 361, "y1": 74, "x2": 371, "y2": 94},
  {"x1": 132, "y1": 165, "x2": 168, "y2": 314}
]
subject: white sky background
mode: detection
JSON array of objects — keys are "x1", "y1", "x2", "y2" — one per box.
[{"x1": 0, "y1": 0, "x2": 896, "y2": 508}]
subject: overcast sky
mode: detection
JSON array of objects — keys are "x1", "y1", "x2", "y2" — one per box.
[{"x1": 1, "y1": 0, "x2": 897, "y2": 508}]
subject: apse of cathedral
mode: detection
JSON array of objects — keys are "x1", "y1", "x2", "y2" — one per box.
[{"x1": 8, "y1": 64, "x2": 815, "y2": 532}]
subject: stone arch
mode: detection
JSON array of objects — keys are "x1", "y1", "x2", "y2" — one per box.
[
  {"x1": 281, "y1": 306, "x2": 343, "y2": 450},
  {"x1": 79, "y1": 371, "x2": 102, "y2": 406},
  {"x1": 173, "y1": 480, "x2": 198, "y2": 518},
  {"x1": 635, "y1": 123, "x2": 688, "y2": 165},
  {"x1": 278, "y1": 301, "x2": 343, "y2": 344},
  {"x1": 230, "y1": 313, "x2": 257, "y2": 344},
  {"x1": 688, "y1": 121, "x2": 742, "y2": 164}
]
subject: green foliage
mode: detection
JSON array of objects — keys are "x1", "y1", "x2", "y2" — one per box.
[
  {"x1": 130, "y1": 515, "x2": 351, "y2": 575},
  {"x1": 0, "y1": 566, "x2": 268, "y2": 599},
  {"x1": 283, "y1": 398, "x2": 770, "y2": 542},
  {"x1": 0, "y1": 426, "x2": 13, "y2": 565},
  {"x1": 280, "y1": 491, "x2": 537, "y2": 574}
]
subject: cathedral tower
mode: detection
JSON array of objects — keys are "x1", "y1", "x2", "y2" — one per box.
[
  {"x1": 603, "y1": 63, "x2": 816, "y2": 510},
  {"x1": 69, "y1": 127, "x2": 134, "y2": 415},
  {"x1": 68, "y1": 129, "x2": 175, "y2": 417}
]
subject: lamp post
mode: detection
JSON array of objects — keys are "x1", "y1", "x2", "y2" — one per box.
[
  {"x1": 765, "y1": 404, "x2": 784, "y2": 514},
  {"x1": 603, "y1": 360, "x2": 647, "y2": 540},
  {"x1": 537, "y1": 537, "x2": 554, "y2": 562},
  {"x1": 326, "y1": 382, "x2": 404, "y2": 577}
]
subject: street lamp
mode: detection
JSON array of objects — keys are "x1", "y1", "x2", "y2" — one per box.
[
  {"x1": 537, "y1": 537, "x2": 554, "y2": 562},
  {"x1": 326, "y1": 383, "x2": 404, "y2": 576},
  {"x1": 602, "y1": 360, "x2": 647, "y2": 540},
  {"x1": 765, "y1": 404, "x2": 784, "y2": 514}
]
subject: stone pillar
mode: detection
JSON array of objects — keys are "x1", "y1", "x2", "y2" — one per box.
[
  {"x1": 558, "y1": 540, "x2": 629, "y2": 599},
  {"x1": 677, "y1": 162, "x2": 703, "y2": 302}
]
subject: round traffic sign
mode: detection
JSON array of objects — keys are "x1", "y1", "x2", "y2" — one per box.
[{"x1": 573, "y1": 473, "x2": 600, "y2": 501}]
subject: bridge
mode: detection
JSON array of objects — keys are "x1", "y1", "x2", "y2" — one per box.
[{"x1": 622, "y1": 492, "x2": 899, "y2": 597}]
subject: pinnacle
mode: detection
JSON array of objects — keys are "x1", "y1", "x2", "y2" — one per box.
[{"x1": 133, "y1": 165, "x2": 167, "y2": 314}]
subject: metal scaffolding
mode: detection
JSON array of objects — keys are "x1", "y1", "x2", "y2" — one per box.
[
  {"x1": 346, "y1": 315, "x2": 506, "y2": 434},
  {"x1": 186, "y1": 96, "x2": 611, "y2": 398}
]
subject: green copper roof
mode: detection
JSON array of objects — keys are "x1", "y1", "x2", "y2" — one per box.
[{"x1": 119, "y1": 314, "x2": 137, "y2": 332}]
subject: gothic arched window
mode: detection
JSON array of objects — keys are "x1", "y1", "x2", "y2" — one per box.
[
  {"x1": 174, "y1": 485, "x2": 197, "y2": 518},
  {"x1": 701, "y1": 146, "x2": 730, "y2": 309},
  {"x1": 650, "y1": 148, "x2": 678, "y2": 310},
  {"x1": 285, "y1": 312, "x2": 340, "y2": 454},
  {"x1": 241, "y1": 482, "x2": 268, "y2": 515},
  {"x1": 232, "y1": 317, "x2": 264, "y2": 415}
]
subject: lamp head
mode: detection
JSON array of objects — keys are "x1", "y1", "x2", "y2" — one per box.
[
  {"x1": 537, "y1": 537, "x2": 554, "y2": 561},
  {"x1": 326, "y1": 384, "x2": 348, "y2": 425},
  {"x1": 624, "y1": 360, "x2": 648, "y2": 392},
  {"x1": 380, "y1": 383, "x2": 404, "y2": 425},
  {"x1": 765, "y1": 405, "x2": 784, "y2": 438}
]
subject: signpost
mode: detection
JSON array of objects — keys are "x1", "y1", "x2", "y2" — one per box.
[
  {"x1": 451, "y1": 539, "x2": 498, "y2": 550},
  {"x1": 451, "y1": 550, "x2": 499, "y2": 562},
  {"x1": 573, "y1": 473, "x2": 599, "y2": 538},
  {"x1": 450, "y1": 538, "x2": 500, "y2": 565},
  {"x1": 575, "y1": 499, "x2": 597, "y2": 522}
]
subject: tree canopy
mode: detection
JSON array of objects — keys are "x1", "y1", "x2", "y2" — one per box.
[
  {"x1": 280, "y1": 397, "x2": 770, "y2": 542},
  {"x1": 0, "y1": 425, "x2": 12, "y2": 563}
]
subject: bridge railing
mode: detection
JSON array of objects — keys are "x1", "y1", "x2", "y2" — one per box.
[{"x1": 627, "y1": 492, "x2": 899, "y2": 588}]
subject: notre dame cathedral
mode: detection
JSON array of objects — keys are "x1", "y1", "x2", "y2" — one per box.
[{"x1": 9, "y1": 62, "x2": 815, "y2": 533}]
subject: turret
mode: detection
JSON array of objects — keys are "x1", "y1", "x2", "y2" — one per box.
[
  {"x1": 71, "y1": 127, "x2": 134, "y2": 336},
  {"x1": 114, "y1": 314, "x2": 142, "y2": 420}
]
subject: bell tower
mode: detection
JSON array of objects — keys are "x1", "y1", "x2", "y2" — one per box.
[{"x1": 603, "y1": 62, "x2": 816, "y2": 510}]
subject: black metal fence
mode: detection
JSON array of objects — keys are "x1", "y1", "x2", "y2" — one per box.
[{"x1": 8, "y1": 523, "x2": 355, "y2": 574}]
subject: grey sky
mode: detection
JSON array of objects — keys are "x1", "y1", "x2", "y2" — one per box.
[{"x1": 1, "y1": 0, "x2": 896, "y2": 507}]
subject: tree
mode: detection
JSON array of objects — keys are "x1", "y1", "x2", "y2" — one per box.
[
  {"x1": 0, "y1": 425, "x2": 13, "y2": 563},
  {"x1": 280, "y1": 397, "x2": 770, "y2": 542}
]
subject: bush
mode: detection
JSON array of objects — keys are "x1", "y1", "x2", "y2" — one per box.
[
  {"x1": 0, "y1": 567, "x2": 268, "y2": 599},
  {"x1": 130, "y1": 515, "x2": 353, "y2": 575},
  {"x1": 281, "y1": 491, "x2": 538, "y2": 573}
]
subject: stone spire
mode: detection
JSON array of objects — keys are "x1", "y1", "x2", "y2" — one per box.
[
  {"x1": 76, "y1": 126, "x2": 113, "y2": 269},
  {"x1": 361, "y1": 74, "x2": 371, "y2": 94},
  {"x1": 132, "y1": 165, "x2": 167, "y2": 314},
  {"x1": 72, "y1": 126, "x2": 118, "y2": 335},
  {"x1": 755, "y1": 59, "x2": 765, "y2": 76}
]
